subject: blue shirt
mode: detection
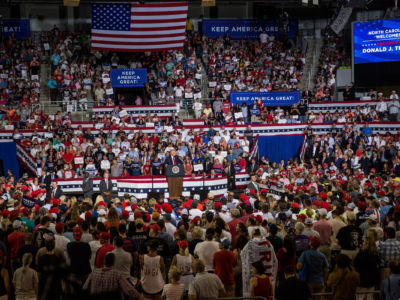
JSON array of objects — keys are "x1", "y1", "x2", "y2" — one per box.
[
  {"x1": 48, "y1": 79, "x2": 57, "y2": 89},
  {"x1": 51, "y1": 54, "x2": 60, "y2": 66},
  {"x1": 362, "y1": 127, "x2": 373, "y2": 136},
  {"x1": 299, "y1": 249, "x2": 328, "y2": 283}
]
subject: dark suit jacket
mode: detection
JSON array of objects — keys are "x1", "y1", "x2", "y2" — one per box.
[
  {"x1": 82, "y1": 178, "x2": 94, "y2": 199},
  {"x1": 247, "y1": 182, "x2": 259, "y2": 192},
  {"x1": 99, "y1": 179, "x2": 113, "y2": 201},
  {"x1": 39, "y1": 175, "x2": 52, "y2": 193},
  {"x1": 164, "y1": 155, "x2": 183, "y2": 166},
  {"x1": 223, "y1": 165, "x2": 236, "y2": 178},
  {"x1": 247, "y1": 163, "x2": 259, "y2": 174},
  {"x1": 48, "y1": 186, "x2": 62, "y2": 200}
]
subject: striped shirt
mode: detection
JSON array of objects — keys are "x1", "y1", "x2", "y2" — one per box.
[{"x1": 162, "y1": 283, "x2": 185, "y2": 300}]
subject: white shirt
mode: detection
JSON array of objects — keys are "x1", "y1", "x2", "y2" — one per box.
[
  {"x1": 194, "y1": 240, "x2": 219, "y2": 271},
  {"x1": 165, "y1": 222, "x2": 176, "y2": 238}
]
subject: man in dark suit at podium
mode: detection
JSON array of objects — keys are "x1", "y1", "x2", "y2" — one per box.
[{"x1": 164, "y1": 149, "x2": 183, "y2": 167}]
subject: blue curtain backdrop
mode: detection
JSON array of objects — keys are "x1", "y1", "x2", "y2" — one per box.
[
  {"x1": 258, "y1": 135, "x2": 304, "y2": 163},
  {"x1": 0, "y1": 142, "x2": 19, "y2": 179}
]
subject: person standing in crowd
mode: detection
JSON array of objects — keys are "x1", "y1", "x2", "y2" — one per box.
[
  {"x1": 82, "y1": 172, "x2": 94, "y2": 200},
  {"x1": 213, "y1": 238, "x2": 236, "y2": 297},
  {"x1": 249, "y1": 261, "x2": 273, "y2": 300},
  {"x1": 297, "y1": 236, "x2": 328, "y2": 296},
  {"x1": 241, "y1": 228, "x2": 277, "y2": 297},
  {"x1": 67, "y1": 226, "x2": 92, "y2": 288},
  {"x1": 110, "y1": 235, "x2": 132, "y2": 277},
  {"x1": 8, "y1": 219, "x2": 26, "y2": 273},
  {"x1": 162, "y1": 266, "x2": 185, "y2": 300},
  {"x1": 95, "y1": 232, "x2": 114, "y2": 268},
  {"x1": 336, "y1": 212, "x2": 362, "y2": 260},
  {"x1": 275, "y1": 266, "x2": 311, "y2": 300},
  {"x1": 354, "y1": 232, "x2": 380, "y2": 300},
  {"x1": 327, "y1": 254, "x2": 360, "y2": 300},
  {"x1": 37, "y1": 235, "x2": 65, "y2": 300},
  {"x1": 188, "y1": 259, "x2": 225, "y2": 300},
  {"x1": 378, "y1": 227, "x2": 400, "y2": 281},
  {"x1": 99, "y1": 171, "x2": 113, "y2": 203},
  {"x1": 140, "y1": 239, "x2": 165, "y2": 300},
  {"x1": 13, "y1": 253, "x2": 38, "y2": 300},
  {"x1": 312, "y1": 208, "x2": 333, "y2": 263},
  {"x1": 83, "y1": 253, "x2": 141, "y2": 300},
  {"x1": 194, "y1": 228, "x2": 219, "y2": 272},
  {"x1": 172, "y1": 240, "x2": 194, "y2": 293}
]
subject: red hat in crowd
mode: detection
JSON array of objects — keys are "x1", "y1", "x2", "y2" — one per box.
[
  {"x1": 134, "y1": 212, "x2": 142, "y2": 219},
  {"x1": 290, "y1": 202, "x2": 300, "y2": 209},
  {"x1": 85, "y1": 211, "x2": 92, "y2": 220},
  {"x1": 149, "y1": 224, "x2": 161, "y2": 233},
  {"x1": 309, "y1": 236, "x2": 321, "y2": 248},
  {"x1": 73, "y1": 227, "x2": 82, "y2": 240},
  {"x1": 177, "y1": 240, "x2": 189, "y2": 249},
  {"x1": 285, "y1": 184, "x2": 293, "y2": 191},
  {"x1": 98, "y1": 201, "x2": 107, "y2": 207},
  {"x1": 319, "y1": 192, "x2": 328, "y2": 200},
  {"x1": 214, "y1": 202, "x2": 222, "y2": 210},
  {"x1": 131, "y1": 204, "x2": 138, "y2": 211},
  {"x1": 55, "y1": 222, "x2": 65, "y2": 233},
  {"x1": 319, "y1": 201, "x2": 330, "y2": 210},
  {"x1": 297, "y1": 214, "x2": 307, "y2": 221},
  {"x1": 191, "y1": 217, "x2": 201, "y2": 226},
  {"x1": 99, "y1": 232, "x2": 110, "y2": 240},
  {"x1": 377, "y1": 190, "x2": 386, "y2": 196},
  {"x1": 122, "y1": 210, "x2": 129, "y2": 218},
  {"x1": 260, "y1": 188, "x2": 268, "y2": 193},
  {"x1": 255, "y1": 215, "x2": 263, "y2": 223}
]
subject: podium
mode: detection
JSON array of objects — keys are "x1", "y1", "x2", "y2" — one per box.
[{"x1": 166, "y1": 165, "x2": 185, "y2": 199}]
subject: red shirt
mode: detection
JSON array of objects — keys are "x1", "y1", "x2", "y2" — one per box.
[
  {"x1": 7, "y1": 232, "x2": 26, "y2": 259},
  {"x1": 95, "y1": 243, "x2": 114, "y2": 268},
  {"x1": 276, "y1": 248, "x2": 296, "y2": 273},
  {"x1": 227, "y1": 219, "x2": 242, "y2": 247},
  {"x1": 213, "y1": 250, "x2": 236, "y2": 285}
]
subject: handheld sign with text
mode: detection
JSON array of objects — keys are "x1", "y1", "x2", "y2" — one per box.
[
  {"x1": 22, "y1": 196, "x2": 36, "y2": 209},
  {"x1": 110, "y1": 68, "x2": 147, "y2": 88}
]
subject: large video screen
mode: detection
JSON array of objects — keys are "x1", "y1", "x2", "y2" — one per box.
[
  {"x1": 353, "y1": 18, "x2": 400, "y2": 86},
  {"x1": 354, "y1": 19, "x2": 400, "y2": 64}
]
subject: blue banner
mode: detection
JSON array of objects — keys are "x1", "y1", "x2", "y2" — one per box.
[
  {"x1": 2, "y1": 19, "x2": 31, "y2": 40},
  {"x1": 202, "y1": 19, "x2": 298, "y2": 39},
  {"x1": 354, "y1": 18, "x2": 400, "y2": 64},
  {"x1": 230, "y1": 91, "x2": 300, "y2": 106},
  {"x1": 110, "y1": 68, "x2": 147, "y2": 88}
]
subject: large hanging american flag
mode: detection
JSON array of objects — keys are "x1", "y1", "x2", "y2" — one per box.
[{"x1": 91, "y1": 2, "x2": 188, "y2": 52}]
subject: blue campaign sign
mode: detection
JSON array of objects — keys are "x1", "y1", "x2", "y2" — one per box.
[
  {"x1": 354, "y1": 18, "x2": 400, "y2": 64},
  {"x1": 2, "y1": 19, "x2": 31, "y2": 40},
  {"x1": 110, "y1": 68, "x2": 147, "y2": 88},
  {"x1": 230, "y1": 91, "x2": 300, "y2": 106},
  {"x1": 203, "y1": 19, "x2": 298, "y2": 39}
]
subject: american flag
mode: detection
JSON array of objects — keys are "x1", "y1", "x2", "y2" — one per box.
[{"x1": 91, "y1": 2, "x2": 188, "y2": 52}]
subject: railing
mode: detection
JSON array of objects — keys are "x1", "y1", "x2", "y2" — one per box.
[{"x1": 311, "y1": 290, "x2": 380, "y2": 300}]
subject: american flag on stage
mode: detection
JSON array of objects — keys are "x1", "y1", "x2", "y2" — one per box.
[{"x1": 91, "y1": 2, "x2": 188, "y2": 52}]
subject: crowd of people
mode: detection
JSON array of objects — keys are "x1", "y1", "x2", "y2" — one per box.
[
  {"x1": 0, "y1": 20, "x2": 400, "y2": 300},
  {"x1": 0, "y1": 33, "x2": 41, "y2": 112},
  {"x1": 313, "y1": 37, "x2": 350, "y2": 101},
  {"x1": 47, "y1": 27, "x2": 205, "y2": 111}
]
